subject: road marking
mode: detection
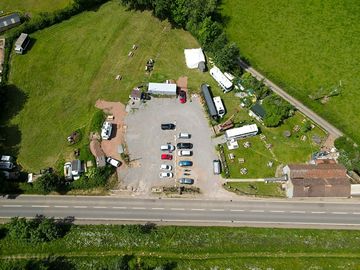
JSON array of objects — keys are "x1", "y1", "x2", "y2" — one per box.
[
  {"x1": 211, "y1": 209, "x2": 225, "y2": 212},
  {"x1": 250, "y1": 210, "x2": 265, "y2": 213},
  {"x1": 74, "y1": 206, "x2": 88, "y2": 209},
  {"x1": 93, "y1": 206, "x2": 107, "y2": 209},
  {"x1": 151, "y1": 207, "x2": 164, "y2": 210},
  {"x1": 352, "y1": 212, "x2": 360, "y2": 215},
  {"x1": 2, "y1": 205, "x2": 22, "y2": 208},
  {"x1": 171, "y1": 208, "x2": 185, "y2": 211},
  {"x1": 331, "y1": 212, "x2": 348, "y2": 215},
  {"x1": 132, "y1": 207, "x2": 146, "y2": 210},
  {"x1": 311, "y1": 211, "x2": 325, "y2": 214},
  {"x1": 112, "y1": 206, "x2": 127, "y2": 209},
  {"x1": 31, "y1": 205, "x2": 49, "y2": 208},
  {"x1": 230, "y1": 209, "x2": 244, "y2": 212},
  {"x1": 290, "y1": 211, "x2": 306, "y2": 214},
  {"x1": 191, "y1": 208, "x2": 205, "y2": 211},
  {"x1": 54, "y1": 206, "x2": 68, "y2": 208},
  {"x1": 270, "y1": 210, "x2": 284, "y2": 213}
]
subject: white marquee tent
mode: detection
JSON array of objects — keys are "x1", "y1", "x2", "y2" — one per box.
[{"x1": 184, "y1": 48, "x2": 205, "y2": 69}]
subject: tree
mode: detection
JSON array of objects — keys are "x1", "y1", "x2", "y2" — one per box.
[
  {"x1": 262, "y1": 94, "x2": 294, "y2": 127},
  {"x1": 213, "y1": 42, "x2": 240, "y2": 71},
  {"x1": 197, "y1": 17, "x2": 222, "y2": 49},
  {"x1": 33, "y1": 173, "x2": 62, "y2": 194},
  {"x1": 153, "y1": 0, "x2": 170, "y2": 20}
]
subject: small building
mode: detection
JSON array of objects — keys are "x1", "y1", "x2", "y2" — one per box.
[
  {"x1": 283, "y1": 163, "x2": 350, "y2": 198},
  {"x1": 0, "y1": 13, "x2": 21, "y2": 33},
  {"x1": 201, "y1": 84, "x2": 218, "y2": 120},
  {"x1": 148, "y1": 82, "x2": 177, "y2": 95},
  {"x1": 249, "y1": 102, "x2": 266, "y2": 122},
  {"x1": 225, "y1": 124, "x2": 258, "y2": 141},
  {"x1": 14, "y1": 33, "x2": 30, "y2": 54}
]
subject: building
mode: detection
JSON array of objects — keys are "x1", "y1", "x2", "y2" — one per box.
[
  {"x1": 14, "y1": 33, "x2": 30, "y2": 54},
  {"x1": 225, "y1": 124, "x2": 258, "y2": 141},
  {"x1": 209, "y1": 66, "x2": 233, "y2": 93},
  {"x1": 0, "y1": 13, "x2": 21, "y2": 33},
  {"x1": 249, "y1": 102, "x2": 266, "y2": 122},
  {"x1": 283, "y1": 163, "x2": 350, "y2": 198},
  {"x1": 148, "y1": 82, "x2": 177, "y2": 95},
  {"x1": 201, "y1": 84, "x2": 218, "y2": 120}
]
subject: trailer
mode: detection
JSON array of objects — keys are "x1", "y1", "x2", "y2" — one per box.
[
  {"x1": 201, "y1": 84, "x2": 218, "y2": 120},
  {"x1": 213, "y1": 96, "x2": 225, "y2": 118},
  {"x1": 210, "y1": 66, "x2": 233, "y2": 93}
]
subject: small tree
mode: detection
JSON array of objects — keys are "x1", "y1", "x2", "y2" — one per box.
[{"x1": 33, "y1": 173, "x2": 62, "y2": 194}]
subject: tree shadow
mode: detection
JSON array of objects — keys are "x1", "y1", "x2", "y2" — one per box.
[
  {"x1": 24, "y1": 256, "x2": 75, "y2": 270},
  {"x1": 0, "y1": 227, "x2": 8, "y2": 240},
  {"x1": 56, "y1": 216, "x2": 75, "y2": 237},
  {"x1": 22, "y1": 37, "x2": 37, "y2": 54}
]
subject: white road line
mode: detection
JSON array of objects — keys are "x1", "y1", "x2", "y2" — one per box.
[
  {"x1": 211, "y1": 209, "x2": 225, "y2": 212},
  {"x1": 311, "y1": 211, "x2": 325, "y2": 214},
  {"x1": 290, "y1": 211, "x2": 306, "y2": 214},
  {"x1": 191, "y1": 208, "x2": 205, "y2": 211},
  {"x1": 230, "y1": 209, "x2": 244, "y2": 212},
  {"x1": 54, "y1": 206, "x2": 69, "y2": 208},
  {"x1": 31, "y1": 205, "x2": 49, "y2": 208},
  {"x1": 93, "y1": 206, "x2": 107, "y2": 209},
  {"x1": 112, "y1": 206, "x2": 127, "y2": 209},
  {"x1": 171, "y1": 208, "x2": 185, "y2": 211},
  {"x1": 2, "y1": 205, "x2": 22, "y2": 208},
  {"x1": 269, "y1": 210, "x2": 285, "y2": 213},
  {"x1": 250, "y1": 210, "x2": 265, "y2": 213},
  {"x1": 74, "y1": 206, "x2": 88, "y2": 209},
  {"x1": 132, "y1": 207, "x2": 146, "y2": 210},
  {"x1": 151, "y1": 207, "x2": 164, "y2": 210},
  {"x1": 352, "y1": 212, "x2": 360, "y2": 215},
  {"x1": 331, "y1": 212, "x2": 348, "y2": 215}
]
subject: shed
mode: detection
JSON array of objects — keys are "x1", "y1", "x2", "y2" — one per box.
[
  {"x1": 184, "y1": 48, "x2": 205, "y2": 69},
  {"x1": 249, "y1": 103, "x2": 266, "y2": 121},
  {"x1": 0, "y1": 13, "x2": 21, "y2": 33},
  {"x1": 14, "y1": 33, "x2": 30, "y2": 54},
  {"x1": 148, "y1": 83, "x2": 177, "y2": 95},
  {"x1": 198, "y1": 61, "x2": 206, "y2": 72}
]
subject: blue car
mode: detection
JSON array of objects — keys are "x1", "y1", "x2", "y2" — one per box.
[{"x1": 178, "y1": 160, "x2": 193, "y2": 167}]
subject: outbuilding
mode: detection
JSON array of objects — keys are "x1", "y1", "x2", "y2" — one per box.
[
  {"x1": 0, "y1": 13, "x2": 21, "y2": 33},
  {"x1": 148, "y1": 82, "x2": 177, "y2": 95},
  {"x1": 14, "y1": 33, "x2": 30, "y2": 54},
  {"x1": 249, "y1": 102, "x2": 266, "y2": 122}
]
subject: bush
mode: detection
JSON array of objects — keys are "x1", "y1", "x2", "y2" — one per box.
[
  {"x1": 262, "y1": 94, "x2": 294, "y2": 127},
  {"x1": 70, "y1": 166, "x2": 114, "y2": 190},
  {"x1": 33, "y1": 173, "x2": 63, "y2": 194},
  {"x1": 90, "y1": 109, "x2": 106, "y2": 133}
]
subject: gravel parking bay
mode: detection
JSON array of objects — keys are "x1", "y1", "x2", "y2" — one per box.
[{"x1": 120, "y1": 96, "x2": 232, "y2": 198}]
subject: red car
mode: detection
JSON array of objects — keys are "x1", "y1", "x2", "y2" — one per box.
[
  {"x1": 161, "y1": 154, "x2": 173, "y2": 160},
  {"x1": 179, "y1": 90, "x2": 186, "y2": 103}
]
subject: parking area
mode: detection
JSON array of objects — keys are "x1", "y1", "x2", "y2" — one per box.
[{"x1": 119, "y1": 96, "x2": 233, "y2": 198}]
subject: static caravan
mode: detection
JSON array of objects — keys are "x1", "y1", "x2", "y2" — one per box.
[
  {"x1": 213, "y1": 96, "x2": 225, "y2": 118},
  {"x1": 148, "y1": 83, "x2": 177, "y2": 95},
  {"x1": 210, "y1": 66, "x2": 233, "y2": 93},
  {"x1": 201, "y1": 84, "x2": 218, "y2": 120},
  {"x1": 14, "y1": 33, "x2": 30, "y2": 54},
  {"x1": 225, "y1": 124, "x2": 258, "y2": 141}
]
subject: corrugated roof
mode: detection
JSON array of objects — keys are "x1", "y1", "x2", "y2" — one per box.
[
  {"x1": 0, "y1": 13, "x2": 20, "y2": 31},
  {"x1": 250, "y1": 103, "x2": 266, "y2": 118}
]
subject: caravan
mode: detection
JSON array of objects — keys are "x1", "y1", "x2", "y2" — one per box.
[
  {"x1": 210, "y1": 66, "x2": 233, "y2": 93},
  {"x1": 213, "y1": 96, "x2": 225, "y2": 118}
]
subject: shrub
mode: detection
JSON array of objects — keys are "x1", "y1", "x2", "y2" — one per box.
[
  {"x1": 33, "y1": 173, "x2": 63, "y2": 194},
  {"x1": 90, "y1": 109, "x2": 106, "y2": 133},
  {"x1": 70, "y1": 166, "x2": 114, "y2": 190},
  {"x1": 262, "y1": 94, "x2": 294, "y2": 127}
]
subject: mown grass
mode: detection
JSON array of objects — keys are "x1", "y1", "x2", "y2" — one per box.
[
  {"x1": 1, "y1": 225, "x2": 360, "y2": 269},
  {"x1": 225, "y1": 182, "x2": 285, "y2": 197},
  {"x1": 222, "y1": 0, "x2": 360, "y2": 143},
  {"x1": 0, "y1": 0, "x2": 71, "y2": 15},
  {"x1": 8, "y1": 1, "x2": 214, "y2": 171}
]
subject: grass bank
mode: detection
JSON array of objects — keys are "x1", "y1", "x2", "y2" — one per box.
[{"x1": 0, "y1": 0, "x2": 71, "y2": 15}]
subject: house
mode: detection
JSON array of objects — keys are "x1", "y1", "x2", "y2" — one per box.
[
  {"x1": 249, "y1": 102, "x2": 266, "y2": 122},
  {"x1": 0, "y1": 13, "x2": 21, "y2": 33},
  {"x1": 14, "y1": 33, "x2": 30, "y2": 54},
  {"x1": 224, "y1": 124, "x2": 258, "y2": 141},
  {"x1": 148, "y1": 82, "x2": 177, "y2": 95},
  {"x1": 283, "y1": 163, "x2": 350, "y2": 198}
]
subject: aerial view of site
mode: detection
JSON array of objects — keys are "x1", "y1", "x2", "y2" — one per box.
[{"x1": 0, "y1": 0, "x2": 359, "y2": 269}]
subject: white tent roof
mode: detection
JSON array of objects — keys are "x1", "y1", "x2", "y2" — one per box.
[{"x1": 184, "y1": 48, "x2": 205, "y2": 69}]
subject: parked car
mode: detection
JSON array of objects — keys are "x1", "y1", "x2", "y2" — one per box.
[
  {"x1": 159, "y1": 172, "x2": 173, "y2": 178},
  {"x1": 161, "y1": 154, "x2": 173, "y2": 160},
  {"x1": 177, "y1": 142, "x2": 193, "y2": 149},
  {"x1": 178, "y1": 160, "x2": 193, "y2": 167},
  {"x1": 178, "y1": 132, "x2": 191, "y2": 139},
  {"x1": 161, "y1": 123, "x2": 176, "y2": 130},
  {"x1": 106, "y1": 157, "x2": 122, "y2": 167},
  {"x1": 160, "y1": 144, "x2": 175, "y2": 152},
  {"x1": 160, "y1": 164, "x2": 172, "y2": 171},
  {"x1": 213, "y1": 159, "x2": 221, "y2": 175},
  {"x1": 178, "y1": 178, "x2": 194, "y2": 185},
  {"x1": 64, "y1": 162, "x2": 72, "y2": 180},
  {"x1": 178, "y1": 150, "x2": 192, "y2": 156},
  {"x1": 179, "y1": 90, "x2": 186, "y2": 103},
  {"x1": 101, "y1": 121, "x2": 113, "y2": 140},
  {"x1": 0, "y1": 155, "x2": 15, "y2": 171}
]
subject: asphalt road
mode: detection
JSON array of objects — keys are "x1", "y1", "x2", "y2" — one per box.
[
  {"x1": 238, "y1": 60, "x2": 343, "y2": 138},
  {"x1": 1, "y1": 195, "x2": 360, "y2": 229}
]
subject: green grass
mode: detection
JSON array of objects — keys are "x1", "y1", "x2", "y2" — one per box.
[
  {"x1": 225, "y1": 182, "x2": 285, "y2": 197},
  {"x1": 222, "y1": 0, "x2": 360, "y2": 143},
  {"x1": 8, "y1": 1, "x2": 213, "y2": 171},
  {"x1": 0, "y1": 0, "x2": 71, "y2": 15},
  {"x1": 1, "y1": 224, "x2": 360, "y2": 269}
]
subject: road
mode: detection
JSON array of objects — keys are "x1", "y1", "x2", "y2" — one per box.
[
  {"x1": 238, "y1": 60, "x2": 343, "y2": 138},
  {"x1": 1, "y1": 195, "x2": 360, "y2": 229}
]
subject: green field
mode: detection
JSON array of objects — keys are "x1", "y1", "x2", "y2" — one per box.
[
  {"x1": 0, "y1": 0, "x2": 71, "y2": 15},
  {"x1": 222, "y1": 0, "x2": 360, "y2": 143},
  {"x1": 7, "y1": 1, "x2": 213, "y2": 171},
  {"x1": 1, "y1": 224, "x2": 360, "y2": 269}
]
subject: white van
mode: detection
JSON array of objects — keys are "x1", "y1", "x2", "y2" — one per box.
[
  {"x1": 160, "y1": 144, "x2": 175, "y2": 152},
  {"x1": 178, "y1": 150, "x2": 192, "y2": 156},
  {"x1": 178, "y1": 132, "x2": 191, "y2": 139},
  {"x1": 213, "y1": 160, "x2": 221, "y2": 175}
]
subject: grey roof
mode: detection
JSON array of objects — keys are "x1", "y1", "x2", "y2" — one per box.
[
  {"x1": 0, "y1": 13, "x2": 20, "y2": 31},
  {"x1": 198, "y1": 61, "x2": 206, "y2": 72},
  {"x1": 15, "y1": 33, "x2": 29, "y2": 47},
  {"x1": 250, "y1": 103, "x2": 266, "y2": 119},
  {"x1": 201, "y1": 84, "x2": 217, "y2": 119}
]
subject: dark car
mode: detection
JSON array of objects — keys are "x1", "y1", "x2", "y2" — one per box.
[
  {"x1": 178, "y1": 160, "x2": 193, "y2": 167},
  {"x1": 178, "y1": 178, "x2": 194, "y2": 185},
  {"x1": 179, "y1": 90, "x2": 186, "y2": 103},
  {"x1": 177, "y1": 142, "x2": 193, "y2": 149},
  {"x1": 161, "y1": 123, "x2": 176, "y2": 130}
]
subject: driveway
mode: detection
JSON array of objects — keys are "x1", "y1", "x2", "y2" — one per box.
[{"x1": 118, "y1": 96, "x2": 236, "y2": 199}]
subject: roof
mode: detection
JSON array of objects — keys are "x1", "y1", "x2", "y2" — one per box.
[
  {"x1": 287, "y1": 163, "x2": 350, "y2": 197},
  {"x1": 148, "y1": 83, "x2": 177, "y2": 94},
  {"x1": 225, "y1": 124, "x2": 258, "y2": 138},
  {"x1": 15, "y1": 33, "x2": 28, "y2": 47},
  {"x1": 210, "y1": 66, "x2": 233, "y2": 90},
  {"x1": 130, "y1": 89, "x2": 141, "y2": 99},
  {"x1": 198, "y1": 61, "x2": 206, "y2": 72},
  {"x1": 0, "y1": 13, "x2": 20, "y2": 31},
  {"x1": 250, "y1": 103, "x2": 266, "y2": 118},
  {"x1": 184, "y1": 48, "x2": 205, "y2": 69},
  {"x1": 201, "y1": 84, "x2": 217, "y2": 117}
]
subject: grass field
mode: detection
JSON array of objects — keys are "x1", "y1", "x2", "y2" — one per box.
[
  {"x1": 0, "y1": 0, "x2": 71, "y2": 15},
  {"x1": 1, "y1": 224, "x2": 360, "y2": 269},
  {"x1": 222, "y1": 0, "x2": 360, "y2": 143},
  {"x1": 8, "y1": 1, "x2": 213, "y2": 171}
]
